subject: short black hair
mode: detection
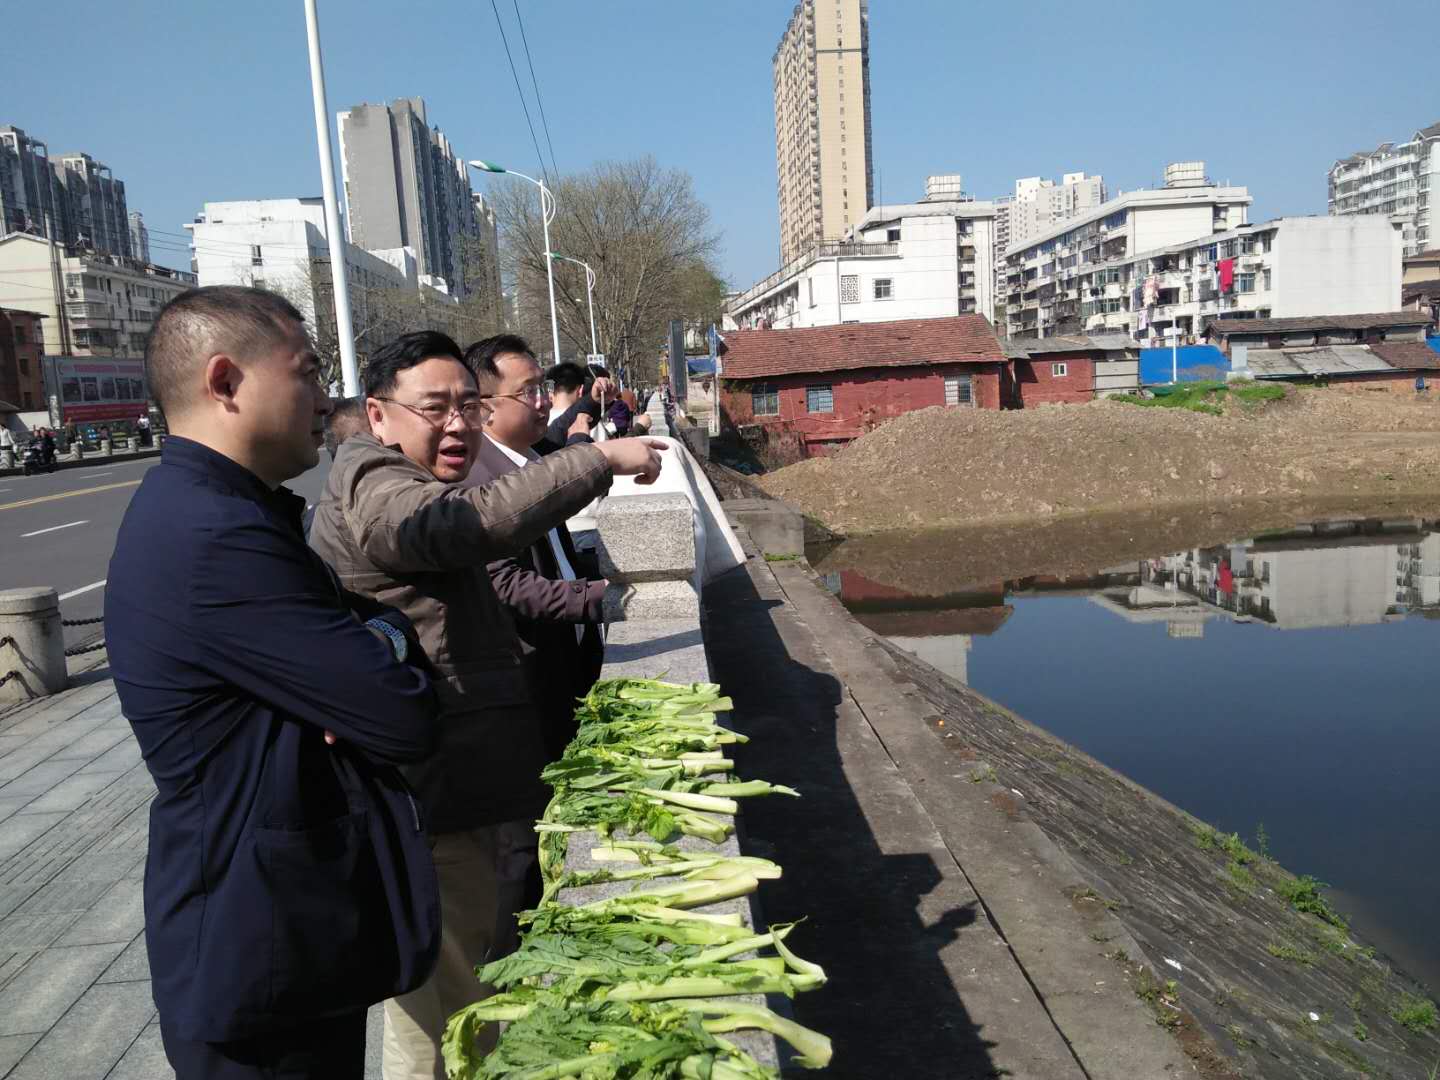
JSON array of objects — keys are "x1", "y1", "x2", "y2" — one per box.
[
  {"x1": 146, "y1": 286, "x2": 305, "y2": 416},
  {"x1": 588, "y1": 365, "x2": 611, "y2": 381},
  {"x1": 547, "y1": 361, "x2": 588, "y2": 395},
  {"x1": 364, "y1": 331, "x2": 466, "y2": 398},
  {"x1": 465, "y1": 334, "x2": 535, "y2": 394},
  {"x1": 323, "y1": 397, "x2": 369, "y2": 456}
]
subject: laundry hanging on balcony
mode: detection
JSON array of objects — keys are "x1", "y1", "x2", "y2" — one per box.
[
  {"x1": 1142, "y1": 275, "x2": 1159, "y2": 307},
  {"x1": 1217, "y1": 257, "x2": 1236, "y2": 295}
]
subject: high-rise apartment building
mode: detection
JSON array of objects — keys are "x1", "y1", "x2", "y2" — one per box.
[
  {"x1": 772, "y1": 0, "x2": 873, "y2": 264},
  {"x1": 338, "y1": 97, "x2": 482, "y2": 297},
  {"x1": 1329, "y1": 121, "x2": 1440, "y2": 255},
  {"x1": 128, "y1": 211, "x2": 150, "y2": 264},
  {"x1": 0, "y1": 126, "x2": 133, "y2": 259},
  {"x1": 1007, "y1": 172, "x2": 1107, "y2": 250}
]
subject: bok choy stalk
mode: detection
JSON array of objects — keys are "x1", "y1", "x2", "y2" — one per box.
[{"x1": 443, "y1": 998, "x2": 777, "y2": 1080}]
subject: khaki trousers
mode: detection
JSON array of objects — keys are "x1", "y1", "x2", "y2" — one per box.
[{"x1": 381, "y1": 821, "x2": 535, "y2": 1080}]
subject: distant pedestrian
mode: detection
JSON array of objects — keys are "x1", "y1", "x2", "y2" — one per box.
[
  {"x1": 0, "y1": 425, "x2": 13, "y2": 457},
  {"x1": 1416, "y1": 375, "x2": 1427, "y2": 394},
  {"x1": 106, "y1": 286, "x2": 443, "y2": 1080},
  {"x1": 136, "y1": 413, "x2": 152, "y2": 447}
]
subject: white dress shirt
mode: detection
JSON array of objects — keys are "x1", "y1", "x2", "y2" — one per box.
[{"x1": 485, "y1": 434, "x2": 583, "y2": 642}]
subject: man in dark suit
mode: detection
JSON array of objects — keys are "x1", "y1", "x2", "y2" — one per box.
[
  {"x1": 105, "y1": 287, "x2": 442, "y2": 1079},
  {"x1": 466, "y1": 335, "x2": 606, "y2": 759}
]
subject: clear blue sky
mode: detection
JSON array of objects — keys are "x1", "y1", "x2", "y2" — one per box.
[{"x1": 5, "y1": 0, "x2": 1434, "y2": 289}]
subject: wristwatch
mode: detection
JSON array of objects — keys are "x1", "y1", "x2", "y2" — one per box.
[{"x1": 365, "y1": 617, "x2": 409, "y2": 664}]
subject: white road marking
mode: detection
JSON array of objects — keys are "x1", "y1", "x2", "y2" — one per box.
[
  {"x1": 22, "y1": 520, "x2": 88, "y2": 538},
  {"x1": 59, "y1": 579, "x2": 106, "y2": 601},
  {"x1": 84, "y1": 471, "x2": 113, "y2": 478}
]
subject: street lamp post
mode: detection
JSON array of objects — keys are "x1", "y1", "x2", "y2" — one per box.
[
  {"x1": 469, "y1": 160, "x2": 561, "y2": 366},
  {"x1": 551, "y1": 253, "x2": 598, "y2": 360},
  {"x1": 302, "y1": 0, "x2": 360, "y2": 397}
]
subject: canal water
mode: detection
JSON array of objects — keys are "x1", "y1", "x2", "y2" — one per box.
[{"x1": 814, "y1": 508, "x2": 1440, "y2": 991}]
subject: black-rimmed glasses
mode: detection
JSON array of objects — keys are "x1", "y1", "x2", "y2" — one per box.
[
  {"x1": 372, "y1": 397, "x2": 489, "y2": 428},
  {"x1": 481, "y1": 381, "x2": 554, "y2": 407}
]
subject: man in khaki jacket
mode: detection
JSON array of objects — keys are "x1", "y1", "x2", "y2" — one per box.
[{"x1": 307, "y1": 331, "x2": 662, "y2": 1079}]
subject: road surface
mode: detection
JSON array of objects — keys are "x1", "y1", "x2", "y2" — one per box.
[{"x1": 0, "y1": 453, "x2": 334, "y2": 651}]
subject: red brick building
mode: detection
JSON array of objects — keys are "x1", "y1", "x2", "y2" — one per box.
[
  {"x1": 0, "y1": 308, "x2": 47, "y2": 413},
  {"x1": 1004, "y1": 333, "x2": 1140, "y2": 406},
  {"x1": 718, "y1": 315, "x2": 1008, "y2": 457}
]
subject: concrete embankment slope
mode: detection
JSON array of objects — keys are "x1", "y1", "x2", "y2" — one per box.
[
  {"x1": 705, "y1": 540, "x2": 1439, "y2": 1079},
  {"x1": 704, "y1": 542, "x2": 1193, "y2": 1080}
]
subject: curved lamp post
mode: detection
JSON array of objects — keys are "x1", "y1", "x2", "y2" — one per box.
[
  {"x1": 468, "y1": 160, "x2": 561, "y2": 366},
  {"x1": 550, "y1": 253, "x2": 598, "y2": 362}
]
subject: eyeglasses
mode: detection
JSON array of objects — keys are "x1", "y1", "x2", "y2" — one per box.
[
  {"x1": 482, "y1": 381, "x2": 554, "y2": 407},
  {"x1": 372, "y1": 396, "x2": 489, "y2": 428}
]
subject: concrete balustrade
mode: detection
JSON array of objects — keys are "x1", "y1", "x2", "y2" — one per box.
[{"x1": 0, "y1": 587, "x2": 68, "y2": 705}]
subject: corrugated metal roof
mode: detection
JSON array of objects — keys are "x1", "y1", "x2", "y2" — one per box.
[
  {"x1": 1205, "y1": 312, "x2": 1429, "y2": 336},
  {"x1": 1247, "y1": 345, "x2": 1393, "y2": 378}
]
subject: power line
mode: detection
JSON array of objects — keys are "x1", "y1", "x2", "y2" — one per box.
[
  {"x1": 512, "y1": 0, "x2": 560, "y2": 181},
  {"x1": 488, "y1": 0, "x2": 550, "y2": 186}
]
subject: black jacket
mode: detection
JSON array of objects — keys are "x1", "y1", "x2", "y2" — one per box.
[
  {"x1": 105, "y1": 437, "x2": 442, "y2": 1040},
  {"x1": 467, "y1": 437, "x2": 605, "y2": 757},
  {"x1": 540, "y1": 396, "x2": 602, "y2": 453}
]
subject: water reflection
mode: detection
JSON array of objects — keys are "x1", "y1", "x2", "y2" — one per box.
[
  {"x1": 818, "y1": 512, "x2": 1440, "y2": 990},
  {"x1": 825, "y1": 517, "x2": 1440, "y2": 676}
]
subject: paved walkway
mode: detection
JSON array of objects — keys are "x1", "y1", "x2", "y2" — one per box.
[{"x1": 0, "y1": 656, "x2": 398, "y2": 1080}]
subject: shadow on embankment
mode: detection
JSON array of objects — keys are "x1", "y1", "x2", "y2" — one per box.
[{"x1": 702, "y1": 564, "x2": 1000, "y2": 1079}]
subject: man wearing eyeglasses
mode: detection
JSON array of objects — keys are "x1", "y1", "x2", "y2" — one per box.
[
  {"x1": 464, "y1": 335, "x2": 607, "y2": 764},
  {"x1": 306, "y1": 331, "x2": 664, "y2": 1080}
]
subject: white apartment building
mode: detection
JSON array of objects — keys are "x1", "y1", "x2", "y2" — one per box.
[
  {"x1": 0, "y1": 231, "x2": 194, "y2": 358},
  {"x1": 187, "y1": 197, "x2": 423, "y2": 324},
  {"x1": 1069, "y1": 215, "x2": 1402, "y2": 345},
  {"x1": 1329, "y1": 121, "x2": 1439, "y2": 256},
  {"x1": 727, "y1": 182, "x2": 999, "y2": 330},
  {"x1": 1004, "y1": 163, "x2": 1252, "y2": 338},
  {"x1": 1007, "y1": 172, "x2": 1107, "y2": 250}
]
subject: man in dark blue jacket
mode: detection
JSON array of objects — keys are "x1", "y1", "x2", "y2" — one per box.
[{"x1": 106, "y1": 286, "x2": 443, "y2": 1079}]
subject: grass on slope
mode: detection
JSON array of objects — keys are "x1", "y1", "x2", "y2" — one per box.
[{"x1": 1110, "y1": 380, "x2": 1286, "y2": 416}]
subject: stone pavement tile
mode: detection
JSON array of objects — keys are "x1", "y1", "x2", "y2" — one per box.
[
  {"x1": 0, "y1": 882, "x2": 43, "y2": 921},
  {"x1": 96, "y1": 932, "x2": 148, "y2": 984},
  {"x1": 0, "y1": 941, "x2": 125, "y2": 1036},
  {"x1": 22, "y1": 772, "x2": 120, "y2": 814},
  {"x1": 105, "y1": 1021, "x2": 172, "y2": 1080},
  {"x1": 0, "y1": 912, "x2": 84, "y2": 951},
  {"x1": 0, "y1": 812, "x2": 66, "y2": 861},
  {"x1": 0, "y1": 681, "x2": 116, "y2": 738},
  {"x1": 0, "y1": 949, "x2": 39, "y2": 989},
  {"x1": 0, "y1": 744, "x2": 61, "y2": 784},
  {"x1": 0, "y1": 1033, "x2": 42, "y2": 1075},
  {"x1": 13, "y1": 876, "x2": 115, "y2": 917},
  {"x1": 84, "y1": 803, "x2": 149, "y2": 855},
  {"x1": 50, "y1": 850, "x2": 142, "y2": 884},
  {"x1": 7, "y1": 980, "x2": 155, "y2": 1080},
  {"x1": 48, "y1": 725, "x2": 131, "y2": 765},
  {"x1": 75, "y1": 738, "x2": 141, "y2": 775},
  {"x1": 0, "y1": 796, "x2": 32, "y2": 826},
  {"x1": 0, "y1": 760, "x2": 85, "y2": 801},
  {"x1": 55, "y1": 879, "x2": 143, "y2": 948},
  {"x1": 0, "y1": 736, "x2": 31, "y2": 762}
]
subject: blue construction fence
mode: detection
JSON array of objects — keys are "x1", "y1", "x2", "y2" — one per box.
[{"x1": 1139, "y1": 345, "x2": 1229, "y2": 386}]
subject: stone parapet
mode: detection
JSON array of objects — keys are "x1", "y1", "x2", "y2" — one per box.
[
  {"x1": 596, "y1": 492, "x2": 698, "y2": 622},
  {"x1": 0, "y1": 587, "x2": 68, "y2": 705}
]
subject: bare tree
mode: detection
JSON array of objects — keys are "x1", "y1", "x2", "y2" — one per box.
[{"x1": 490, "y1": 157, "x2": 724, "y2": 382}]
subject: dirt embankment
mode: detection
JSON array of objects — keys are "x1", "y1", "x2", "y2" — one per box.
[{"x1": 758, "y1": 388, "x2": 1440, "y2": 535}]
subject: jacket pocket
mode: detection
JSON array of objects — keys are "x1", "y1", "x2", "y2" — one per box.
[{"x1": 255, "y1": 812, "x2": 388, "y2": 1016}]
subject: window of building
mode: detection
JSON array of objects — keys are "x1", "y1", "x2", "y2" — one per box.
[
  {"x1": 944, "y1": 375, "x2": 973, "y2": 406},
  {"x1": 1052, "y1": 362, "x2": 1068, "y2": 377},
  {"x1": 873, "y1": 278, "x2": 893, "y2": 300},
  {"x1": 806, "y1": 385, "x2": 834, "y2": 413},
  {"x1": 1262, "y1": 269, "x2": 1272, "y2": 290},
  {"x1": 1236, "y1": 273, "x2": 1256, "y2": 293},
  {"x1": 840, "y1": 275, "x2": 860, "y2": 304},
  {"x1": 18, "y1": 357, "x2": 29, "y2": 375},
  {"x1": 22, "y1": 392, "x2": 33, "y2": 409},
  {"x1": 251, "y1": 244, "x2": 263, "y2": 267},
  {"x1": 751, "y1": 384, "x2": 779, "y2": 416},
  {"x1": 14, "y1": 324, "x2": 26, "y2": 344},
  {"x1": 887, "y1": 227, "x2": 900, "y2": 242}
]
